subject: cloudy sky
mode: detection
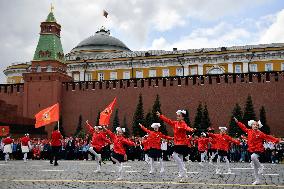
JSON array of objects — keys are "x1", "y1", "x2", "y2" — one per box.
[{"x1": 1, "y1": 0, "x2": 284, "y2": 82}]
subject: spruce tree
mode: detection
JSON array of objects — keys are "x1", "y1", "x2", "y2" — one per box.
[
  {"x1": 243, "y1": 95, "x2": 256, "y2": 127},
  {"x1": 194, "y1": 102, "x2": 203, "y2": 133},
  {"x1": 145, "y1": 110, "x2": 153, "y2": 129},
  {"x1": 201, "y1": 104, "x2": 211, "y2": 132},
  {"x1": 184, "y1": 109, "x2": 191, "y2": 126},
  {"x1": 74, "y1": 115, "x2": 83, "y2": 136},
  {"x1": 122, "y1": 115, "x2": 129, "y2": 137},
  {"x1": 96, "y1": 111, "x2": 100, "y2": 125},
  {"x1": 259, "y1": 106, "x2": 270, "y2": 134},
  {"x1": 132, "y1": 94, "x2": 145, "y2": 136},
  {"x1": 151, "y1": 95, "x2": 167, "y2": 135},
  {"x1": 228, "y1": 103, "x2": 244, "y2": 137},
  {"x1": 112, "y1": 109, "x2": 120, "y2": 132}
]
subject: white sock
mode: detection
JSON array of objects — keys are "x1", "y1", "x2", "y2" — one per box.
[
  {"x1": 251, "y1": 153, "x2": 261, "y2": 181},
  {"x1": 224, "y1": 156, "x2": 230, "y2": 171},
  {"x1": 159, "y1": 158, "x2": 164, "y2": 172},
  {"x1": 24, "y1": 153, "x2": 27, "y2": 161},
  {"x1": 149, "y1": 157, "x2": 154, "y2": 172},
  {"x1": 216, "y1": 155, "x2": 221, "y2": 171},
  {"x1": 5, "y1": 153, "x2": 9, "y2": 162},
  {"x1": 201, "y1": 152, "x2": 206, "y2": 162},
  {"x1": 172, "y1": 152, "x2": 184, "y2": 175},
  {"x1": 89, "y1": 147, "x2": 101, "y2": 161}
]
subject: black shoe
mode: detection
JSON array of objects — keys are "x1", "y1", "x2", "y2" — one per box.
[
  {"x1": 54, "y1": 163, "x2": 58, "y2": 166},
  {"x1": 50, "y1": 161, "x2": 53, "y2": 164}
]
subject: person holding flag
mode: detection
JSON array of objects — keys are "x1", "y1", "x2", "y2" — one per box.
[
  {"x1": 50, "y1": 126, "x2": 63, "y2": 166},
  {"x1": 139, "y1": 123, "x2": 173, "y2": 174},
  {"x1": 157, "y1": 110, "x2": 194, "y2": 181},
  {"x1": 85, "y1": 120, "x2": 111, "y2": 172},
  {"x1": 102, "y1": 126, "x2": 135, "y2": 180},
  {"x1": 21, "y1": 133, "x2": 31, "y2": 163}
]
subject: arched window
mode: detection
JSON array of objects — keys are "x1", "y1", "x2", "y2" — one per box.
[
  {"x1": 36, "y1": 65, "x2": 41, "y2": 72},
  {"x1": 207, "y1": 66, "x2": 225, "y2": 75},
  {"x1": 47, "y1": 65, "x2": 52, "y2": 72}
]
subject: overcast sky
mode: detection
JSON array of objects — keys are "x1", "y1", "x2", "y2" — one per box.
[{"x1": 1, "y1": 0, "x2": 284, "y2": 83}]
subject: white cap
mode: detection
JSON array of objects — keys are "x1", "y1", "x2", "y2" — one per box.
[
  {"x1": 176, "y1": 110, "x2": 186, "y2": 115},
  {"x1": 201, "y1": 132, "x2": 206, "y2": 137},
  {"x1": 25, "y1": 133, "x2": 29, "y2": 136},
  {"x1": 248, "y1": 120, "x2": 263, "y2": 128},
  {"x1": 151, "y1": 123, "x2": 161, "y2": 129},
  {"x1": 219, "y1": 127, "x2": 227, "y2": 131},
  {"x1": 116, "y1": 127, "x2": 126, "y2": 133}
]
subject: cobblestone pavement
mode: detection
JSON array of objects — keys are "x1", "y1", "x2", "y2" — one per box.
[{"x1": 0, "y1": 160, "x2": 283, "y2": 189}]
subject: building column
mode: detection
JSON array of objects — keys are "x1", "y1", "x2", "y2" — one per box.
[
  {"x1": 79, "y1": 70, "x2": 84, "y2": 81},
  {"x1": 228, "y1": 63, "x2": 233, "y2": 73},
  {"x1": 184, "y1": 67, "x2": 189, "y2": 76},
  {"x1": 198, "y1": 65, "x2": 204, "y2": 75},
  {"x1": 243, "y1": 62, "x2": 249, "y2": 73}
]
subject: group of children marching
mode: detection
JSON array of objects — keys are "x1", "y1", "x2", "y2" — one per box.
[{"x1": 1, "y1": 109, "x2": 282, "y2": 185}]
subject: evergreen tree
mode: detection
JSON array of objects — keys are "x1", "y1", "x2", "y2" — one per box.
[
  {"x1": 122, "y1": 115, "x2": 129, "y2": 137},
  {"x1": 112, "y1": 109, "x2": 120, "y2": 132},
  {"x1": 184, "y1": 109, "x2": 191, "y2": 126},
  {"x1": 259, "y1": 106, "x2": 270, "y2": 134},
  {"x1": 74, "y1": 115, "x2": 83, "y2": 136},
  {"x1": 151, "y1": 95, "x2": 167, "y2": 135},
  {"x1": 132, "y1": 94, "x2": 145, "y2": 136},
  {"x1": 96, "y1": 111, "x2": 100, "y2": 125},
  {"x1": 145, "y1": 110, "x2": 153, "y2": 129},
  {"x1": 194, "y1": 102, "x2": 203, "y2": 133},
  {"x1": 243, "y1": 95, "x2": 256, "y2": 127},
  {"x1": 228, "y1": 103, "x2": 244, "y2": 137},
  {"x1": 201, "y1": 104, "x2": 211, "y2": 132}
]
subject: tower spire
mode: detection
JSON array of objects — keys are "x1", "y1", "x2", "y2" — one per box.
[{"x1": 50, "y1": 3, "x2": 54, "y2": 13}]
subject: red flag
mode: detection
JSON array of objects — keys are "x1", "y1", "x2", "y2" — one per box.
[
  {"x1": 35, "y1": 103, "x2": 59, "y2": 128},
  {"x1": 99, "y1": 98, "x2": 117, "y2": 126},
  {"x1": 0, "y1": 126, "x2": 9, "y2": 136},
  {"x1": 103, "y1": 9, "x2": 108, "y2": 18}
]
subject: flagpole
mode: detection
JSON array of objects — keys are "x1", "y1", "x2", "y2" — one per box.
[{"x1": 58, "y1": 120, "x2": 60, "y2": 131}]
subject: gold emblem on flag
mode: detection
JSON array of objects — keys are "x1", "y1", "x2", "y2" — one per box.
[
  {"x1": 42, "y1": 112, "x2": 51, "y2": 121},
  {"x1": 104, "y1": 108, "x2": 112, "y2": 115}
]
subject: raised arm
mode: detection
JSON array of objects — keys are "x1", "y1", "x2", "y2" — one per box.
[
  {"x1": 139, "y1": 123, "x2": 151, "y2": 134},
  {"x1": 160, "y1": 133, "x2": 173, "y2": 140},
  {"x1": 226, "y1": 135, "x2": 240, "y2": 145},
  {"x1": 103, "y1": 127, "x2": 116, "y2": 141},
  {"x1": 123, "y1": 138, "x2": 135, "y2": 146},
  {"x1": 234, "y1": 117, "x2": 249, "y2": 133},
  {"x1": 158, "y1": 112, "x2": 175, "y2": 128},
  {"x1": 261, "y1": 133, "x2": 280, "y2": 144},
  {"x1": 85, "y1": 120, "x2": 95, "y2": 134}
]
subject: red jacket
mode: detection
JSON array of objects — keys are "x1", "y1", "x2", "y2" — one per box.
[
  {"x1": 187, "y1": 135, "x2": 193, "y2": 147},
  {"x1": 2, "y1": 137, "x2": 13, "y2": 144},
  {"x1": 237, "y1": 121, "x2": 279, "y2": 153},
  {"x1": 51, "y1": 130, "x2": 62, "y2": 147},
  {"x1": 142, "y1": 138, "x2": 150, "y2": 151},
  {"x1": 21, "y1": 136, "x2": 30, "y2": 146},
  {"x1": 106, "y1": 129, "x2": 135, "y2": 155},
  {"x1": 208, "y1": 133, "x2": 240, "y2": 152},
  {"x1": 159, "y1": 115, "x2": 193, "y2": 145},
  {"x1": 196, "y1": 137, "x2": 209, "y2": 152},
  {"x1": 91, "y1": 132, "x2": 111, "y2": 151},
  {"x1": 140, "y1": 125, "x2": 172, "y2": 150},
  {"x1": 209, "y1": 137, "x2": 218, "y2": 150}
]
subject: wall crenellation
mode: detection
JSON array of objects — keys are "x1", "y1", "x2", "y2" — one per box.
[{"x1": 62, "y1": 71, "x2": 284, "y2": 92}]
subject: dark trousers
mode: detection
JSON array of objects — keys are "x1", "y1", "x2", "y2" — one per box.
[{"x1": 50, "y1": 146, "x2": 60, "y2": 164}]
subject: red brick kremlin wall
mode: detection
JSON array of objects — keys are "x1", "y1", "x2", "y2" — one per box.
[
  {"x1": 61, "y1": 72, "x2": 284, "y2": 137},
  {"x1": 0, "y1": 72, "x2": 283, "y2": 137}
]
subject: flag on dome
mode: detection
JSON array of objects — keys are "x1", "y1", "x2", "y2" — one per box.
[{"x1": 103, "y1": 9, "x2": 108, "y2": 18}]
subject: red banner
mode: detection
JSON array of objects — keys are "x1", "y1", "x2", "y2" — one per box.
[
  {"x1": 0, "y1": 126, "x2": 9, "y2": 136},
  {"x1": 99, "y1": 98, "x2": 117, "y2": 126},
  {"x1": 35, "y1": 103, "x2": 59, "y2": 128}
]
